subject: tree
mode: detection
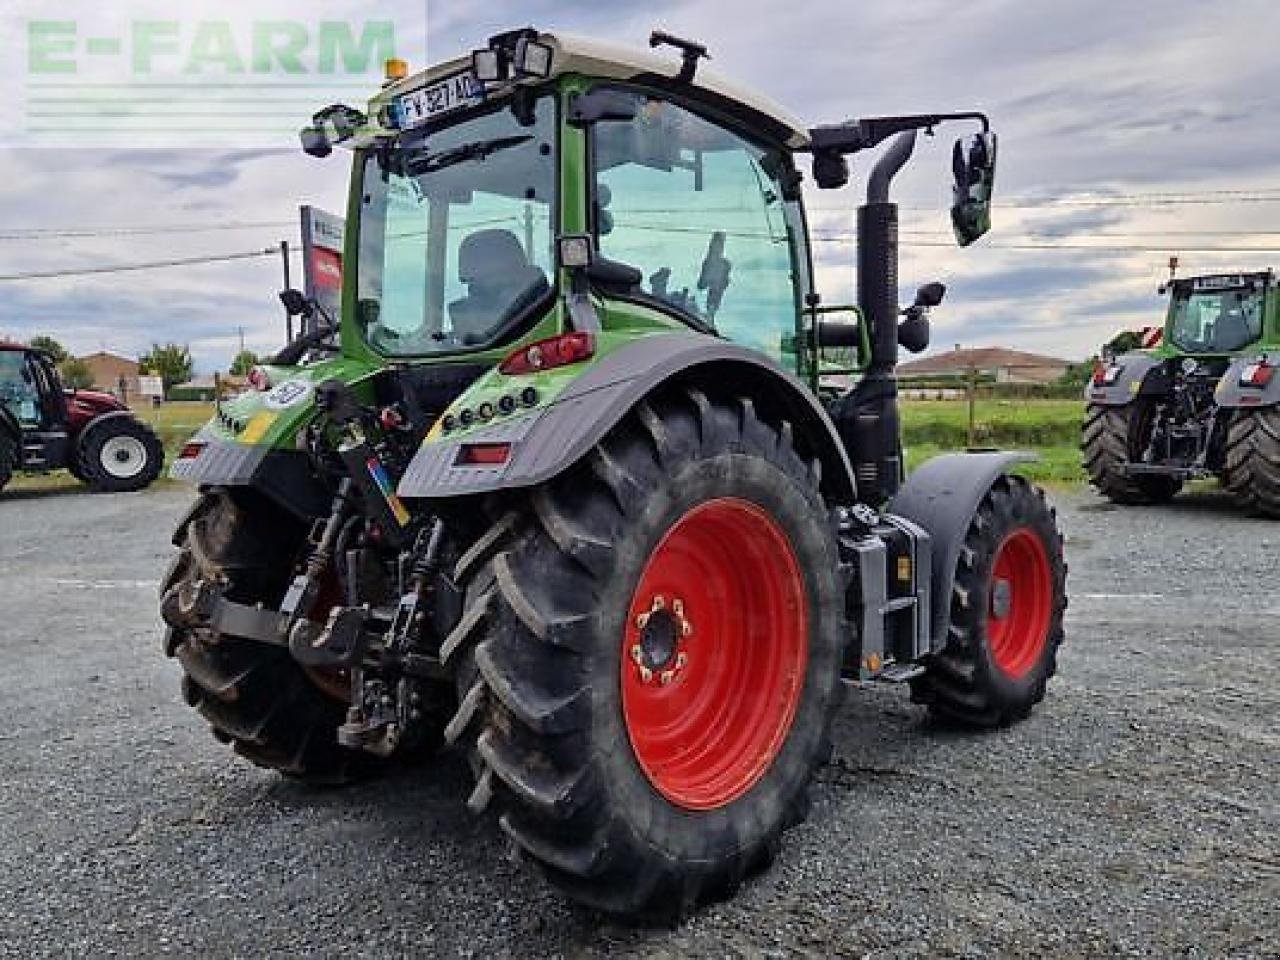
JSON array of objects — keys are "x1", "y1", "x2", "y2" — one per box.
[
  {"x1": 229, "y1": 349, "x2": 260, "y2": 376},
  {"x1": 1104, "y1": 331, "x2": 1143, "y2": 356},
  {"x1": 1058, "y1": 358, "x2": 1099, "y2": 390},
  {"x1": 139, "y1": 343, "x2": 194, "y2": 391},
  {"x1": 59, "y1": 357, "x2": 94, "y2": 390},
  {"x1": 28, "y1": 335, "x2": 68, "y2": 363}
]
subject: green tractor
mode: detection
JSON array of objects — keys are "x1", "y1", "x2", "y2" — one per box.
[
  {"x1": 161, "y1": 29, "x2": 1067, "y2": 917},
  {"x1": 1083, "y1": 270, "x2": 1280, "y2": 515}
]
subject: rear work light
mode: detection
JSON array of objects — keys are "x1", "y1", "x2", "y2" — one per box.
[
  {"x1": 499, "y1": 332, "x2": 595, "y2": 376},
  {"x1": 1240, "y1": 361, "x2": 1275, "y2": 389},
  {"x1": 455, "y1": 442, "x2": 512, "y2": 467}
]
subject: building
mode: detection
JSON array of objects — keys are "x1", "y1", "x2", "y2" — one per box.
[
  {"x1": 79, "y1": 351, "x2": 141, "y2": 399},
  {"x1": 172, "y1": 374, "x2": 247, "y2": 401},
  {"x1": 898, "y1": 346, "x2": 1072, "y2": 385}
]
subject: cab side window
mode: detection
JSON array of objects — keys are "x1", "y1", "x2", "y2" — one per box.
[{"x1": 592, "y1": 92, "x2": 800, "y2": 364}]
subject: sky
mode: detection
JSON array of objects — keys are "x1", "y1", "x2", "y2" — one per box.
[{"x1": 2, "y1": 0, "x2": 1279, "y2": 371}]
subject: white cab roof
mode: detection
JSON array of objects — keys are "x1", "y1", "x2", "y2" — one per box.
[{"x1": 380, "y1": 31, "x2": 811, "y2": 149}]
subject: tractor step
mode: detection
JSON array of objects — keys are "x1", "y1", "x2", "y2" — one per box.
[{"x1": 877, "y1": 662, "x2": 926, "y2": 682}]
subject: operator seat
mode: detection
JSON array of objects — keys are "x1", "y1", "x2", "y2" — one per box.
[
  {"x1": 449, "y1": 229, "x2": 549, "y2": 344},
  {"x1": 1215, "y1": 306, "x2": 1252, "y2": 351}
]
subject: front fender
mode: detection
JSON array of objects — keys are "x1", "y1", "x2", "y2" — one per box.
[
  {"x1": 888, "y1": 450, "x2": 1036, "y2": 649},
  {"x1": 1084, "y1": 351, "x2": 1170, "y2": 406},
  {"x1": 398, "y1": 332, "x2": 857, "y2": 501},
  {"x1": 1214, "y1": 353, "x2": 1280, "y2": 409}
]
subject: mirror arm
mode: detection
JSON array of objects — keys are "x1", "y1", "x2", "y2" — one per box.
[{"x1": 807, "y1": 111, "x2": 989, "y2": 156}]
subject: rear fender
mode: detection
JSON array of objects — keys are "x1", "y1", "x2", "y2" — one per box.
[
  {"x1": 888, "y1": 451, "x2": 1035, "y2": 650},
  {"x1": 398, "y1": 332, "x2": 857, "y2": 502},
  {"x1": 1084, "y1": 352, "x2": 1170, "y2": 406},
  {"x1": 1213, "y1": 353, "x2": 1280, "y2": 409}
]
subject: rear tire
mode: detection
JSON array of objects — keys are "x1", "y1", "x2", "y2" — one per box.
[
  {"x1": 443, "y1": 389, "x2": 845, "y2": 918},
  {"x1": 161, "y1": 490, "x2": 374, "y2": 782},
  {"x1": 1082, "y1": 401, "x2": 1182, "y2": 504},
  {"x1": 911, "y1": 475, "x2": 1066, "y2": 727},
  {"x1": 78, "y1": 416, "x2": 164, "y2": 492},
  {"x1": 1224, "y1": 407, "x2": 1280, "y2": 518}
]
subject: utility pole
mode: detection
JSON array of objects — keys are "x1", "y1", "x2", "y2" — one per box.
[
  {"x1": 280, "y1": 240, "x2": 293, "y2": 343},
  {"x1": 1167, "y1": 255, "x2": 1179, "y2": 283}
]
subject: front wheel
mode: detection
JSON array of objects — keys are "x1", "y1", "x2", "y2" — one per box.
[
  {"x1": 911, "y1": 474, "x2": 1067, "y2": 726},
  {"x1": 444, "y1": 389, "x2": 845, "y2": 918},
  {"x1": 77, "y1": 416, "x2": 164, "y2": 492}
]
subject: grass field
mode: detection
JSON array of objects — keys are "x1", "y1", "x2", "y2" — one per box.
[{"x1": 6, "y1": 398, "x2": 1088, "y2": 494}]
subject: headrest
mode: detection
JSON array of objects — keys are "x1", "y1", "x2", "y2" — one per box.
[{"x1": 458, "y1": 229, "x2": 529, "y2": 283}]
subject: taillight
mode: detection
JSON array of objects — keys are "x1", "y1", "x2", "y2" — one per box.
[
  {"x1": 247, "y1": 366, "x2": 271, "y2": 391},
  {"x1": 1093, "y1": 363, "x2": 1123, "y2": 386},
  {"x1": 1091, "y1": 360, "x2": 1106, "y2": 385},
  {"x1": 1240, "y1": 361, "x2": 1275, "y2": 389},
  {"x1": 455, "y1": 442, "x2": 512, "y2": 466},
  {"x1": 178, "y1": 441, "x2": 207, "y2": 460},
  {"x1": 499, "y1": 332, "x2": 595, "y2": 376}
]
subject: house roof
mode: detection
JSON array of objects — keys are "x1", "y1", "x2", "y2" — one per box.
[{"x1": 899, "y1": 347, "x2": 1072, "y2": 375}]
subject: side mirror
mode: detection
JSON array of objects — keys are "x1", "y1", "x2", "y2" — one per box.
[
  {"x1": 279, "y1": 288, "x2": 311, "y2": 318},
  {"x1": 950, "y1": 131, "x2": 997, "y2": 247},
  {"x1": 914, "y1": 281, "x2": 946, "y2": 308},
  {"x1": 300, "y1": 126, "x2": 332, "y2": 159},
  {"x1": 898, "y1": 315, "x2": 930, "y2": 354}
]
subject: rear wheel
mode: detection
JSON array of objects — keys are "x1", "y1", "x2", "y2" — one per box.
[
  {"x1": 78, "y1": 416, "x2": 164, "y2": 492},
  {"x1": 161, "y1": 489, "x2": 374, "y2": 782},
  {"x1": 443, "y1": 389, "x2": 845, "y2": 918},
  {"x1": 1082, "y1": 401, "x2": 1182, "y2": 504},
  {"x1": 1224, "y1": 407, "x2": 1280, "y2": 518},
  {"x1": 911, "y1": 474, "x2": 1066, "y2": 726}
]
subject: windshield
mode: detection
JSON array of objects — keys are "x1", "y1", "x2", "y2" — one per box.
[
  {"x1": 356, "y1": 95, "x2": 556, "y2": 356},
  {"x1": 1168, "y1": 286, "x2": 1264, "y2": 353}
]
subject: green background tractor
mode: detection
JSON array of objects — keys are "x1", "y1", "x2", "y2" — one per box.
[
  {"x1": 160, "y1": 29, "x2": 1067, "y2": 918},
  {"x1": 1083, "y1": 270, "x2": 1280, "y2": 515}
]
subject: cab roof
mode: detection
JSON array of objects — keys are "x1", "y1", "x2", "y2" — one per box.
[{"x1": 380, "y1": 31, "x2": 812, "y2": 150}]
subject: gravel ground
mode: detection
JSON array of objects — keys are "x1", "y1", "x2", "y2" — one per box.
[{"x1": 0, "y1": 484, "x2": 1276, "y2": 958}]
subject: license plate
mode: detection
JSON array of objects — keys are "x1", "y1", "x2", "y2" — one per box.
[{"x1": 397, "y1": 71, "x2": 483, "y2": 128}]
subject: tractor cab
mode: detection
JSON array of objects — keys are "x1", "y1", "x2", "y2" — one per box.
[
  {"x1": 0, "y1": 346, "x2": 62, "y2": 428},
  {"x1": 1162, "y1": 271, "x2": 1272, "y2": 357}
]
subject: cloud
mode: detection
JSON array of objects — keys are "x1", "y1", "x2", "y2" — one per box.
[{"x1": 0, "y1": 0, "x2": 1278, "y2": 370}]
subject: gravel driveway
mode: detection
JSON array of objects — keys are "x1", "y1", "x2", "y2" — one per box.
[{"x1": 0, "y1": 484, "x2": 1276, "y2": 958}]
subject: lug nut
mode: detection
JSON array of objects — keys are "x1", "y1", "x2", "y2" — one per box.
[
  {"x1": 659, "y1": 670, "x2": 675, "y2": 686},
  {"x1": 676, "y1": 652, "x2": 688, "y2": 669},
  {"x1": 630, "y1": 644, "x2": 643, "y2": 664},
  {"x1": 635, "y1": 612, "x2": 650, "y2": 629},
  {"x1": 639, "y1": 666, "x2": 653, "y2": 683},
  {"x1": 672, "y1": 598, "x2": 684, "y2": 616}
]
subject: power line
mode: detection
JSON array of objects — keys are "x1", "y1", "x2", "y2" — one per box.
[
  {"x1": 0, "y1": 221, "x2": 294, "y2": 241},
  {"x1": 0, "y1": 248, "x2": 289, "y2": 283}
]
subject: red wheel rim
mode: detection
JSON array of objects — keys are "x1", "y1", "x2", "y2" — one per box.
[
  {"x1": 986, "y1": 527, "x2": 1053, "y2": 679},
  {"x1": 621, "y1": 497, "x2": 809, "y2": 811}
]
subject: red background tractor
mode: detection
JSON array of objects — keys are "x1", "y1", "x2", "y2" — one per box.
[{"x1": 0, "y1": 344, "x2": 163, "y2": 493}]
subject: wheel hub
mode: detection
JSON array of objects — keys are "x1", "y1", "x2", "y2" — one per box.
[
  {"x1": 990, "y1": 578, "x2": 1013, "y2": 621},
  {"x1": 630, "y1": 596, "x2": 692, "y2": 685}
]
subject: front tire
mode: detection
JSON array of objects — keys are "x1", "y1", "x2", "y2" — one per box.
[
  {"x1": 78, "y1": 416, "x2": 164, "y2": 492},
  {"x1": 444, "y1": 389, "x2": 845, "y2": 918},
  {"x1": 1082, "y1": 401, "x2": 1182, "y2": 504},
  {"x1": 1224, "y1": 407, "x2": 1280, "y2": 518},
  {"x1": 911, "y1": 475, "x2": 1067, "y2": 726}
]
